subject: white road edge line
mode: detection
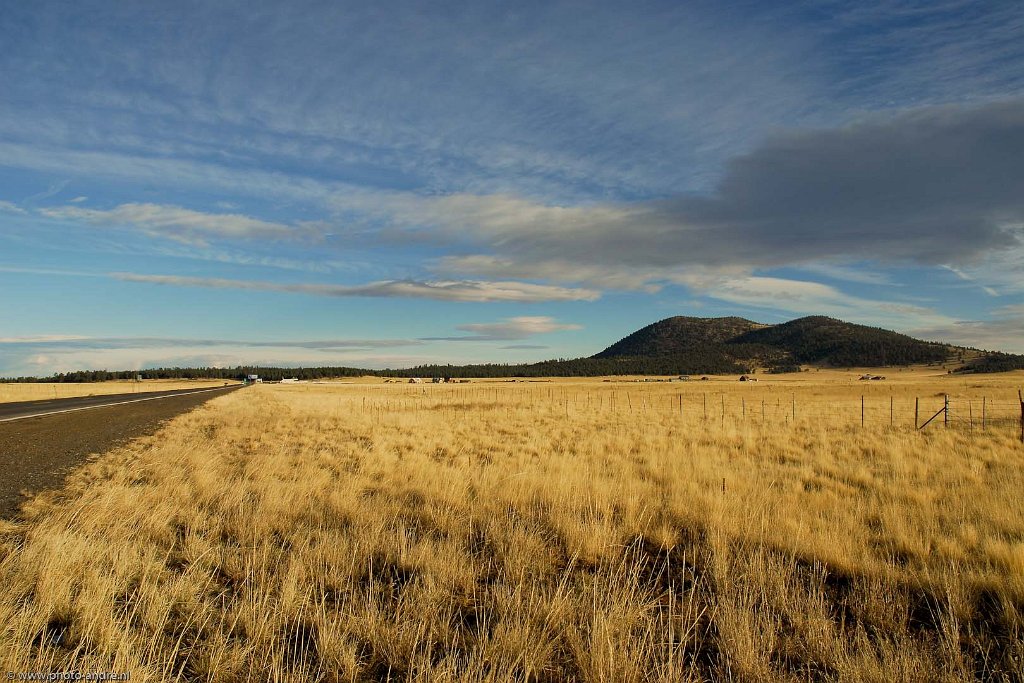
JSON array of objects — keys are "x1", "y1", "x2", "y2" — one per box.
[{"x1": 0, "y1": 386, "x2": 240, "y2": 424}]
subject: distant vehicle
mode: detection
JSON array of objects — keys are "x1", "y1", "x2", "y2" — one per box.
[{"x1": 409, "y1": 378, "x2": 422, "y2": 383}]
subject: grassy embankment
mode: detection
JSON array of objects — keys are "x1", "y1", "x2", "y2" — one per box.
[{"x1": 1, "y1": 376, "x2": 1022, "y2": 680}]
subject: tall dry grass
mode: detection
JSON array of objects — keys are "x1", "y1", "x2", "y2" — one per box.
[
  {"x1": 1, "y1": 379, "x2": 1022, "y2": 681},
  {"x1": 0, "y1": 380, "x2": 235, "y2": 404}
]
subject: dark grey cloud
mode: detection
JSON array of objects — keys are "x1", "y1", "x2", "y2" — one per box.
[
  {"x1": 419, "y1": 99, "x2": 1024, "y2": 280},
  {"x1": 679, "y1": 99, "x2": 1024, "y2": 266}
]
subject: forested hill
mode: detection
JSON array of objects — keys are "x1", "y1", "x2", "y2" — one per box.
[
  {"x1": 593, "y1": 316, "x2": 766, "y2": 357},
  {"x1": 6, "y1": 315, "x2": 1022, "y2": 382},
  {"x1": 729, "y1": 316, "x2": 953, "y2": 367},
  {"x1": 594, "y1": 315, "x2": 954, "y2": 369}
]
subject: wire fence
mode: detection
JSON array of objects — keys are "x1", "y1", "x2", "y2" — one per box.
[{"x1": 306, "y1": 383, "x2": 1024, "y2": 441}]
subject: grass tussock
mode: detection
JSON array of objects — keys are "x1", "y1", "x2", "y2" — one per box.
[{"x1": 1, "y1": 380, "x2": 1023, "y2": 681}]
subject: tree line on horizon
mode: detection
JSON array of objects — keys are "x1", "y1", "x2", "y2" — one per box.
[
  {"x1": 0, "y1": 351, "x2": 751, "y2": 384},
  {"x1": 4, "y1": 350, "x2": 1022, "y2": 384}
]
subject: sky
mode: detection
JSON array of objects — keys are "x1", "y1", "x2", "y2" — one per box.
[{"x1": 1, "y1": 0, "x2": 1023, "y2": 377}]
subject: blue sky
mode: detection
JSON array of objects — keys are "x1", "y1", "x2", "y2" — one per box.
[{"x1": 1, "y1": 0, "x2": 1023, "y2": 376}]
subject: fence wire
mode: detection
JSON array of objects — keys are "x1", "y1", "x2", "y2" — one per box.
[{"x1": 325, "y1": 383, "x2": 1024, "y2": 440}]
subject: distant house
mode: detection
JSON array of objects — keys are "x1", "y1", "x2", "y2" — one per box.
[
  {"x1": 409, "y1": 378, "x2": 422, "y2": 384},
  {"x1": 281, "y1": 378, "x2": 300, "y2": 384}
]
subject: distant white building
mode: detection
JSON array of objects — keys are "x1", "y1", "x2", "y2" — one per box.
[{"x1": 281, "y1": 378, "x2": 300, "y2": 383}]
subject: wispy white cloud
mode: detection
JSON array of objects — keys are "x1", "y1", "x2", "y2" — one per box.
[
  {"x1": 911, "y1": 316, "x2": 1024, "y2": 354},
  {"x1": 40, "y1": 203, "x2": 324, "y2": 246},
  {"x1": 111, "y1": 272, "x2": 600, "y2": 303},
  {"x1": 0, "y1": 334, "x2": 89, "y2": 344},
  {"x1": 0, "y1": 200, "x2": 26, "y2": 214},
  {"x1": 795, "y1": 262, "x2": 893, "y2": 286},
  {"x1": 942, "y1": 264, "x2": 1002, "y2": 297},
  {"x1": 0, "y1": 335, "x2": 419, "y2": 352},
  {"x1": 23, "y1": 179, "x2": 69, "y2": 204},
  {"x1": 0, "y1": 265, "x2": 103, "y2": 278},
  {"x1": 675, "y1": 274, "x2": 957, "y2": 332},
  {"x1": 421, "y1": 316, "x2": 582, "y2": 341}
]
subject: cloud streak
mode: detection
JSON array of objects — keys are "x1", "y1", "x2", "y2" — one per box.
[
  {"x1": 0, "y1": 336, "x2": 420, "y2": 352},
  {"x1": 41, "y1": 203, "x2": 323, "y2": 246},
  {"x1": 0, "y1": 200, "x2": 26, "y2": 214},
  {"x1": 111, "y1": 272, "x2": 600, "y2": 303},
  {"x1": 421, "y1": 316, "x2": 582, "y2": 341}
]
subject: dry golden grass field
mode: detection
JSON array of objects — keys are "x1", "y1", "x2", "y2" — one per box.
[
  {"x1": 0, "y1": 380, "x2": 237, "y2": 403},
  {"x1": 1, "y1": 372, "x2": 1023, "y2": 681}
]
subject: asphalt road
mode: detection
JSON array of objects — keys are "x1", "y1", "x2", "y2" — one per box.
[
  {"x1": 0, "y1": 384, "x2": 244, "y2": 518},
  {"x1": 0, "y1": 384, "x2": 238, "y2": 422}
]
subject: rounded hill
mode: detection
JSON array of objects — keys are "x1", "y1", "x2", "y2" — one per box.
[{"x1": 593, "y1": 316, "x2": 765, "y2": 358}]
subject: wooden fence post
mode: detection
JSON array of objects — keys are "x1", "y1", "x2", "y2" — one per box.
[
  {"x1": 915, "y1": 397, "x2": 919, "y2": 429},
  {"x1": 944, "y1": 394, "x2": 949, "y2": 428},
  {"x1": 1018, "y1": 389, "x2": 1023, "y2": 443},
  {"x1": 861, "y1": 395, "x2": 865, "y2": 428},
  {"x1": 982, "y1": 397, "x2": 986, "y2": 431}
]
